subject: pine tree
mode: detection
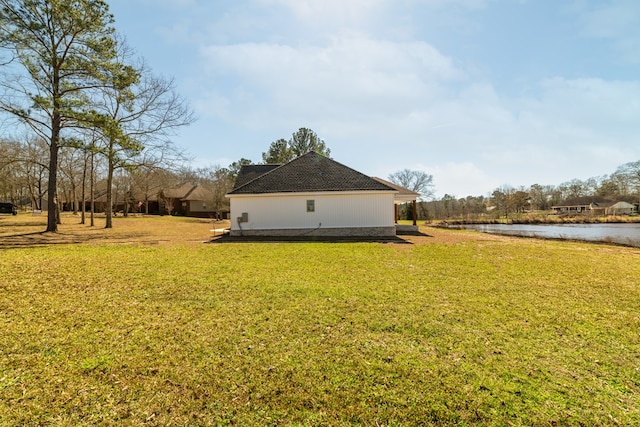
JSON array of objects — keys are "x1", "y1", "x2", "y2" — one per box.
[{"x1": 0, "y1": 0, "x2": 133, "y2": 231}]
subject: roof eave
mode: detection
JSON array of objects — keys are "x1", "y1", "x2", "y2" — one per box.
[{"x1": 227, "y1": 189, "x2": 398, "y2": 198}]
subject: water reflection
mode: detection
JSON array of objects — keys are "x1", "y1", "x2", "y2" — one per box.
[{"x1": 458, "y1": 223, "x2": 640, "y2": 247}]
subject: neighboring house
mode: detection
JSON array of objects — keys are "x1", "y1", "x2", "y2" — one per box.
[
  {"x1": 606, "y1": 201, "x2": 636, "y2": 216},
  {"x1": 160, "y1": 183, "x2": 222, "y2": 218},
  {"x1": 551, "y1": 200, "x2": 637, "y2": 216},
  {"x1": 551, "y1": 204, "x2": 594, "y2": 214},
  {"x1": 226, "y1": 151, "x2": 404, "y2": 237},
  {"x1": 91, "y1": 188, "x2": 158, "y2": 214},
  {"x1": 131, "y1": 186, "x2": 162, "y2": 215},
  {"x1": 61, "y1": 182, "x2": 226, "y2": 218}
]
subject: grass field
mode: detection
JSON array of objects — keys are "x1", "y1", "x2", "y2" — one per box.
[{"x1": 1, "y1": 214, "x2": 639, "y2": 426}]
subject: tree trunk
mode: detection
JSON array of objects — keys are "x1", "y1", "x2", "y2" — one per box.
[
  {"x1": 71, "y1": 181, "x2": 78, "y2": 215},
  {"x1": 56, "y1": 190, "x2": 62, "y2": 225},
  {"x1": 46, "y1": 117, "x2": 60, "y2": 232},
  {"x1": 80, "y1": 150, "x2": 87, "y2": 224},
  {"x1": 105, "y1": 141, "x2": 115, "y2": 229},
  {"x1": 90, "y1": 150, "x2": 95, "y2": 227},
  {"x1": 37, "y1": 176, "x2": 44, "y2": 211},
  {"x1": 105, "y1": 166, "x2": 113, "y2": 228}
]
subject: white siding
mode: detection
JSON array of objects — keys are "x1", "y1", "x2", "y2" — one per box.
[{"x1": 228, "y1": 191, "x2": 395, "y2": 232}]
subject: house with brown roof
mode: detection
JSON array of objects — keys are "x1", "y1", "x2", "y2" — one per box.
[
  {"x1": 226, "y1": 151, "x2": 410, "y2": 237},
  {"x1": 160, "y1": 183, "x2": 221, "y2": 218}
]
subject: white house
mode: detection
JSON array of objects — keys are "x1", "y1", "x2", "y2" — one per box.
[
  {"x1": 372, "y1": 176, "x2": 420, "y2": 231},
  {"x1": 226, "y1": 151, "x2": 400, "y2": 237}
]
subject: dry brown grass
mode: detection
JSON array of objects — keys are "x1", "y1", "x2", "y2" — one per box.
[
  {"x1": 3, "y1": 213, "x2": 638, "y2": 259},
  {"x1": 0, "y1": 213, "x2": 228, "y2": 248},
  {"x1": 2, "y1": 212, "x2": 630, "y2": 251}
]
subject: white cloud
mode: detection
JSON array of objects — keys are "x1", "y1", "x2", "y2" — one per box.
[
  {"x1": 201, "y1": 35, "x2": 461, "y2": 82},
  {"x1": 136, "y1": 0, "x2": 197, "y2": 7},
  {"x1": 256, "y1": 0, "x2": 386, "y2": 25},
  {"x1": 535, "y1": 77, "x2": 640, "y2": 126},
  {"x1": 428, "y1": 161, "x2": 500, "y2": 198},
  {"x1": 199, "y1": 34, "x2": 462, "y2": 125},
  {"x1": 509, "y1": 77, "x2": 640, "y2": 173}
]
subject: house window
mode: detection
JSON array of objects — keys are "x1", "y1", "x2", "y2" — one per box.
[{"x1": 306, "y1": 200, "x2": 315, "y2": 212}]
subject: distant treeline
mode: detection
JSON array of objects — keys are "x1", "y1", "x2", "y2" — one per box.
[{"x1": 400, "y1": 160, "x2": 640, "y2": 221}]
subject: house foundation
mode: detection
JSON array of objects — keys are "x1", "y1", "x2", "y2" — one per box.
[{"x1": 230, "y1": 226, "x2": 396, "y2": 237}]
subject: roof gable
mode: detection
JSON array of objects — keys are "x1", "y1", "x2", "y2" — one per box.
[{"x1": 228, "y1": 151, "x2": 395, "y2": 195}]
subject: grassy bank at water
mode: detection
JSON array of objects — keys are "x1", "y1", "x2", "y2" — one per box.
[
  {"x1": 1, "y1": 214, "x2": 639, "y2": 425},
  {"x1": 432, "y1": 213, "x2": 640, "y2": 226}
]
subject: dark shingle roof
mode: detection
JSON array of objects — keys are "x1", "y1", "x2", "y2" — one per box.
[
  {"x1": 232, "y1": 164, "x2": 280, "y2": 190},
  {"x1": 228, "y1": 151, "x2": 395, "y2": 195}
]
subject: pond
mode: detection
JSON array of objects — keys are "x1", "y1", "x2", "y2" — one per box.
[{"x1": 456, "y1": 223, "x2": 640, "y2": 247}]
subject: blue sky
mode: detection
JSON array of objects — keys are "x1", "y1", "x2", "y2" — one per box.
[{"x1": 109, "y1": 0, "x2": 640, "y2": 197}]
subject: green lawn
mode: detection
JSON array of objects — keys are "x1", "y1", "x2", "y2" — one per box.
[{"x1": 1, "y1": 216, "x2": 639, "y2": 425}]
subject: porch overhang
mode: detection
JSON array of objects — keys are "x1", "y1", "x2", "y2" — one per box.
[{"x1": 371, "y1": 177, "x2": 420, "y2": 227}]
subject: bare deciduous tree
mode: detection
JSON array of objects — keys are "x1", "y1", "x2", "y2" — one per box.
[
  {"x1": 92, "y1": 42, "x2": 194, "y2": 228},
  {"x1": 388, "y1": 169, "x2": 434, "y2": 200}
]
